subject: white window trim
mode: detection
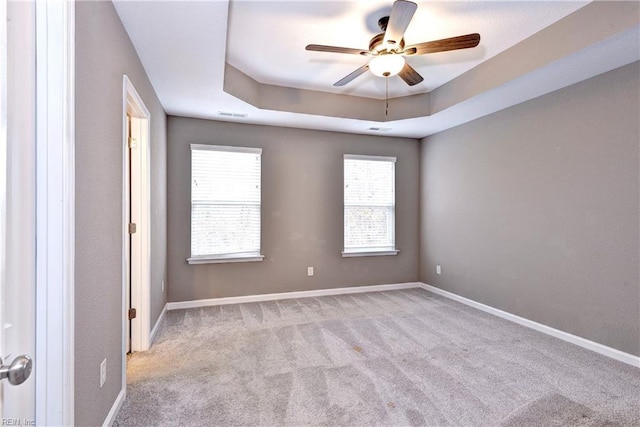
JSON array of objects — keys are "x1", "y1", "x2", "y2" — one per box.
[
  {"x1": 189, "y1": 144, "x2": 263, "y2": 263},
  {"x1": 343, "y1": 154, "x2": 397, "y2": 257},
  {"x1": 191, "y1": 143, "x2": 262, "y2": 155},
  {"x1": 342, "y1": 249, "x2": 399, "y2": 258},
  {"x1": 344, "y1": 154, "x2": 396, "y2": 163},
  {"x1": 186, "y1": 254, "x2": 265, "y2": 264}
]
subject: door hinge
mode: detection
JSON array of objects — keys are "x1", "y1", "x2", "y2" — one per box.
[
  {"x1": 128, "y1": 308, "x2": 137, "y2": 320},
  {"x1": 128, "y1": 223, "x2": 137, "y2": 234},
  {"x1": 128, "y1": 137, "x2": 137, "y2": 149}
]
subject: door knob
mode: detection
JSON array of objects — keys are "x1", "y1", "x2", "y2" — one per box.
[{"x1": 0, "y1": 355, "x2": 32, "y2": 385}]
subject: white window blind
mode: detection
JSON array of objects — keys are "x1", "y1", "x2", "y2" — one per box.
[
  {"x1": 190, "y1": 144, "x2": 262, "y2": 260},
  {"x1": 344, "y1": 155, "x2": 396, "y2": 253}
]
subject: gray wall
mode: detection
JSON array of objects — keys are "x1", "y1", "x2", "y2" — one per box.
[
  {"x1": 168, "y1": 117, "x2": 420, "y2": 302},
  {"x1": 420, "y1": 62, "x2": 640, "y2": 356},
  {"x1": 75, "y1": 1, "x2": 167, "y2": 425}
]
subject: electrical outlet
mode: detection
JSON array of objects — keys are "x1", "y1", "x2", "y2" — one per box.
[
  {"x1": 307, "y1": 267, "x2": 314, "y2": 277},
  {"x1": 436, "y1": 265, "x2": 442, "y2": 275},
  {"x1": 162, "y1": 280, "x2": 165, "y2": 292},
  {"x1": 100, "y1": 358, "x2": 107, "y2": 388}
]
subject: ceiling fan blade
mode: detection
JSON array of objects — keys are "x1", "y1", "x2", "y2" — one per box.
[
  {"x1": 405, "y1": 33, "x2": 481, "y2": 55},
  {"x1": 306, "y1": 44, "x2": 371, "y2": 56},
  {"x1": 384, "y1": 0, "x2": 418, "y2": 48},
  {"x1": 398, "y1": 62, "x2": 423, "y2": 86},
  {"x1": 334, "y1": 64, "x2": 370, "y2": 87}
]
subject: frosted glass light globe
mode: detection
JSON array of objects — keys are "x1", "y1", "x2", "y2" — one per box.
[{"x1": 369, "y1": 54, "x2": 405, "y2": 77}]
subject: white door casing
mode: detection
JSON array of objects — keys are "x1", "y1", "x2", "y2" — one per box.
[
  {"x1": 34, "y1": 0, "x2": 75, "y2": 424},
  {"x1": 122, "y1": 76, "x2": 151, "y2": 360}
]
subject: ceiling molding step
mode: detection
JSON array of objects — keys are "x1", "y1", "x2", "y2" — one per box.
[
  {"x1": 430, "y1": 1, "x2": 640, "y2": 115},
  {"x1": 223, "y1": 2, "x2": 639, "y2": 125},
  {"x1": 223, "y1": 61, "x2": 261, "y2": 108},
  {"x1": 115, "y1": 1, "x2": 638, "y2": 137},
  {"x1": 386, "y1": 93, "x2": 430, "y2": 121},
  {"x1": 223, "y1": 62, "x2": 430, "y2": 122},
  {"x1": 258, "y1": 81, "x2": 381, "y2": 121}
]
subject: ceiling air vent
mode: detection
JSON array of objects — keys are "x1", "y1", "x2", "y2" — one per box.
[
  {"x1": 218, "y1": 111, "x2": 248, "y2": 119},
  {"x1": 368, "y1": 127, "x2": 392, "y2": 132}
]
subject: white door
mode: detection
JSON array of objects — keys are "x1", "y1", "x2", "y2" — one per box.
[
  {"x1": 126, "y1": 114, "x2": 132, "y2": 354},
  {"x1": 0, "y1": 0, "x2": 37, "y2": 420},
  {"x1": 126, "y1": 113, "x2": 142, "y2": 354}
]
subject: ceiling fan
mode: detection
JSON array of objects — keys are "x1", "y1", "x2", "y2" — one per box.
[{"x1": 305, "y1": 0, "x2": 481, "y2": 87}]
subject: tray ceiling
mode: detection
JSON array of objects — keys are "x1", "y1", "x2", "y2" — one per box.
[
  {"x1": 227, "y1": 1, "x2": 585, "y2": 99},
  {"x1": 113, "y1": 1, "x2": 640, "y2": 138}
]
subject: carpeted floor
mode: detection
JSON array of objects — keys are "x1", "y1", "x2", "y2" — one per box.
[{"x1": 114, "y1": 288, "x2": 640, "y2": 426}]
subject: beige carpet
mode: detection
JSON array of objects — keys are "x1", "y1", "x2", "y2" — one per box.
[{"x1": 114, "y1": 288, "x2": 640, "y2": 426}]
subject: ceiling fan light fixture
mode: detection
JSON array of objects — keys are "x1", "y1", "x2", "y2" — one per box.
[
  {"x1": 369, "y1": 54, "x2": 405, "y2": 77},
  {"x1": 307, "y1": 1, "x2": 479, "y2": 87}
]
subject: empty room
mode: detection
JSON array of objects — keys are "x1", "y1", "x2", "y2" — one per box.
[{"x1": 2, "y1": 0, "x2": 639, "y2": 425}]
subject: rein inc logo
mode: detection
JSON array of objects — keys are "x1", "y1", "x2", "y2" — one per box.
[{"x1": 1, "y1": 419, "x2": 35, "y2": 426}]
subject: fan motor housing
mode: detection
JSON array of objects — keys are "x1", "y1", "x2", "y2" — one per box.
[{"x1": 369, "y1": 32, "x2": 405, "y2": 53}]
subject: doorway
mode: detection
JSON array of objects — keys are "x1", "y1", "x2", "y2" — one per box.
[
  {"x1": 125, "y1": 113, "x2": 136, "y2": 354},
  {"x1": 122, "y1": 75, "x2": 151, "y2": 365}
]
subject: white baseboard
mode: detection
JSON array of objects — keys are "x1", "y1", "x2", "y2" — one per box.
[
  {"x1": 420, "y1": 283, "x2": 640, "y2": 368},
  {"x1": 166, "y1": 282, "x2": 422, "y2": 310},
  {"x1": 150, "y1": 303, "x2": 167, "y2": 345},
  {"x1": 164, "y1": 281, "x2": 639, "y2": 367},
  {"x1": 102, "y1": 388, "x2": 125, "y2": 427}
]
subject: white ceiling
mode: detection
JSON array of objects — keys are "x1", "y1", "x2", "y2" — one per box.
[
  {"x1": 113, "y1": 1, "x2": 640, "y2": 139},
  {"x1": 227, "y1": 1, "x2": 585, "y2": 99}
]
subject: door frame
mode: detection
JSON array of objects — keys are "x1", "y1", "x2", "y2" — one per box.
[
  {"x1": 34, "y1": 0, "x2": 75, "y2": 425},
  {"x1": 122, "y1": 75, "x2": 151, "y2": 358}
]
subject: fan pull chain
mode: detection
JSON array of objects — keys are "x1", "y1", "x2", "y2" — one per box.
[{"x1": 385, "y1": 77, "x2": 389, "y2": 116}]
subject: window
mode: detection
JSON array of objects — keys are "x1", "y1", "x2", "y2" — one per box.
[
  {"x1": 343, "y1": 154, "x2": 398, "y2": 257},
  {"x1": 188, "y1": 144, "x2": 263, "y2": 264}
]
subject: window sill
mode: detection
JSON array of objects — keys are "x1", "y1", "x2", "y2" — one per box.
[
  {"x1": 342, "y1": 250, "x2": 399, "y2": 258},
  {"x1": 186, "y1": 254, "x2": 265, "y2": 265}
]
